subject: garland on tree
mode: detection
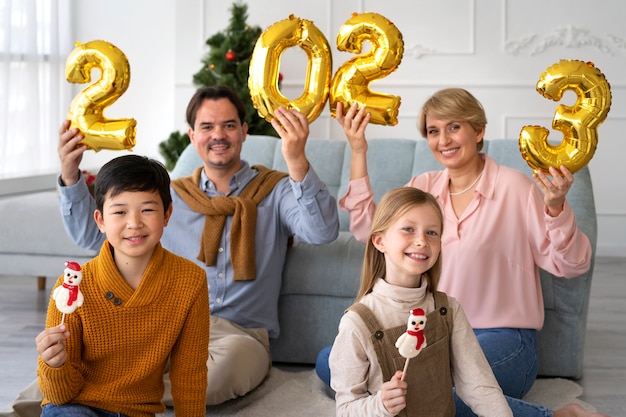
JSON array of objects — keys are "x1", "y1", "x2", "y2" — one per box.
[{"x1": 159, "y1": 1, "x2": 278, "y2": 171}]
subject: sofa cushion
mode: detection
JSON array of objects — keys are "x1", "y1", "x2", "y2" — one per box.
[{"x1": 283, "y1": 233, "x2": 363, "y2": 298}]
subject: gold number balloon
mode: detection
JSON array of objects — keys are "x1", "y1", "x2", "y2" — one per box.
[
  {"x1": 248, "y1": 15, "x2": 332, "y2": 123},
  {"x1": 329, "y1": 12, "x2": 404, "y2": 126},
  {"x1": 66, "y1": 40, "x2": 136, "y2": 152},
  {"x1": 519, "y1": 60, "x2": 611, "y2": 173}
]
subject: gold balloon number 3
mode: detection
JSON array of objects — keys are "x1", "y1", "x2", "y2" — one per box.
[
  {"x1": 519, "y1": 59, "x2": 611, "y2": 174},
  {"x1": 249, "y1": 13, "x2": 404, "y2": 126},
  {"x1": 66, "y1": 40, "x2": 137, "y2": 152}
]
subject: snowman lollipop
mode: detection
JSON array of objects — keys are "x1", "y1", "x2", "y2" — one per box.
[
  {"x1": 52, "y1": 261, "x2": 84, "y2": 325},
  {"x1": 395, "y1": 308, "x2": 427, "y2": 381}
]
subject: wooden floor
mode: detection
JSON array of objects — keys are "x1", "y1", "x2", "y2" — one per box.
[{"x1": 1, "y1": 257, "x2": 625, "y2": 415}]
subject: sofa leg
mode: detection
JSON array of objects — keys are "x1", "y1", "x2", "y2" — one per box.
[{"x1": 37, "y1": 276, "x2": 46, "y2": 291}]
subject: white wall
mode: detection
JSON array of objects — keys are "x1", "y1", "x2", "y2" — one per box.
[
  {"x1": 72, "y1": 0, "x2": 177, "y2": 168},
  {"x1": 74, "y1": 0, "x2": 626, "y2": 256}
]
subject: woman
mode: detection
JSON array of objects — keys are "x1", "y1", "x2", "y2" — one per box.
[{"x1": 319, "y1": 88, "x2": 594, "y2": 417}]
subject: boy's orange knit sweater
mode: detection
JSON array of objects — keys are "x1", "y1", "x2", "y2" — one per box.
[{"x1": 38, "y1": 241, "x2": 210, "y2": 417}]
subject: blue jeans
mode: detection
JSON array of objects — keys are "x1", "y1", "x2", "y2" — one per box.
[
  {"x1": 41, "y1": 404, "x2": 128, "y2": 417},
  {"x1": 454, "y1": 394, "x2": 551, "y2": 417},
  {"x1": 316, "y1": 328, "x2": 552, "y2": 417},
  {"x1": 473, "y1": 328, "x2": 539, "y2": 398}
]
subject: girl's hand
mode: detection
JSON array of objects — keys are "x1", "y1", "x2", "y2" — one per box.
[
  {"x1": 533, "y1": 165, "x2": 574, "y2": 217},
  {"x1": 381, "y1": 370, "x2": 408, "y2": 415},
  {"x1": 36, "y1": 325, "x2": 70, "y2": 368}
]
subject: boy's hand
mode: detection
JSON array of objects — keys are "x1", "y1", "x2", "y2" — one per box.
[
  {"x1": 381, "y1": 370, "x2": 407, "y2": 415},
  {"x1": 36, "y1": 325, "x2": 70, "y2": 368}
]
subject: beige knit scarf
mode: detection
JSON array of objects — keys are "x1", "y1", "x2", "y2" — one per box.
[{"x1": 171, "y1": 165, "x2": 287, "y2": 281}]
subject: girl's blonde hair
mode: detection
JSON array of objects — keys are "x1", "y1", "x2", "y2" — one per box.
[
  {"x1": 356, "y1": 187, "x2": 444, "y2": 300},
  {"x1": 418, "y1": 88, "x2": 488, "y2": 151}
]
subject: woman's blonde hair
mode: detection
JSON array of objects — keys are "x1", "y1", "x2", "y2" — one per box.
[
  {"x1": 356, "y1": 187, "x2": 444, "y2": 300},
  {"x1": 418, "y1": 88, "x2": 488, "y2": 151}
]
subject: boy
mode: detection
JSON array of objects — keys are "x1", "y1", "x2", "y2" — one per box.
[{"x1": 35, "y1": 155, "x2": 210, "y2": 417}]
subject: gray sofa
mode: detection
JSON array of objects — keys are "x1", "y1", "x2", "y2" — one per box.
[
  {"x1": 172, "y1": 135, "x2": 596, "y2": 380},
  {"x1": 0, "y1": 135, "x2": 596, "y2": 379},
  {"x1": 0, "y1": 190, "x2": 96, "y2": 289}
]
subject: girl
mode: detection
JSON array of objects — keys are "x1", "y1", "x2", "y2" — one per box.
[{"x1": 329, "y1": 187, "x2": 512, "y2": 417}]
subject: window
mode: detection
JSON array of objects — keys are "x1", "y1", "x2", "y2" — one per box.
[{"x1": 0, "y1": 0, "x2": 73, "y2": 178}]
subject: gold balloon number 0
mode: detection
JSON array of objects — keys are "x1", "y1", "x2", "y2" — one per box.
[
  {"x1": 66, "y1": 40, "x2": 137, "y2": 152},
  {"x1": 519, "y1": 60, "x2": 611, "y2": 173},
  {"x1": 249, "y1": 13, "x2": 404, "y2": 126}
]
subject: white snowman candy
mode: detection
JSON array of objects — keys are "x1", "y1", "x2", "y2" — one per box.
[
  {"x1": 52, "y1": 261, "x2": 84, "y2": 324},
  {"x1": 395, "y1": 308, "x2": 427, "y2": 380}
]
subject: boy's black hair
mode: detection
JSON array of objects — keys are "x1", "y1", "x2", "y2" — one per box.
[{"x1": 94, "y1": 155, "x2": 172, "y2": 213}]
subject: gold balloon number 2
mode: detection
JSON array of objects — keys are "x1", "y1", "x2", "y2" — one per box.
[
  {"x1": 249, "y1": 13, "x2": 404, "y2": 126},
  {"x1": 66, "y1": 40, "x2": 137, "y2": 152},
  {"x1": 519, "y1": 59, "x2": 611, "y2": 174}
]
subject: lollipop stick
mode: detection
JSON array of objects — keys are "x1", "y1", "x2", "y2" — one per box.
[
  {"x1": 401, "y1": 357, "x2": 410, "y2": 381},
  {"x1": 60, "y1": 313, "x2": 66, "y2": 326}
]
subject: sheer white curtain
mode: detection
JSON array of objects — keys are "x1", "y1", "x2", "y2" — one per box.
[{"x1": 0, "y1": 0, "x2": 73, "y2": 177}]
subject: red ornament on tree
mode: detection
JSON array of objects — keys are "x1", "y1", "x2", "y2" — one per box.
[{"x1": 225, "y1": 50, "x2": 236, "y2": 61}]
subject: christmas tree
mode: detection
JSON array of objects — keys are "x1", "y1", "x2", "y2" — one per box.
[{"x1": 159, "y1": 1, "x2": 278, "y2": 170}]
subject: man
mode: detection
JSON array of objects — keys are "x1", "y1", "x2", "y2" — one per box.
[{"x1": 2, "y1": 86, "x2": 339, "y2": 416}]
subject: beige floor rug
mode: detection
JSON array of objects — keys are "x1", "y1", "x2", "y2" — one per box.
[{"x1": 158, "y1": 367, "x2": 596, "y2": 417}]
